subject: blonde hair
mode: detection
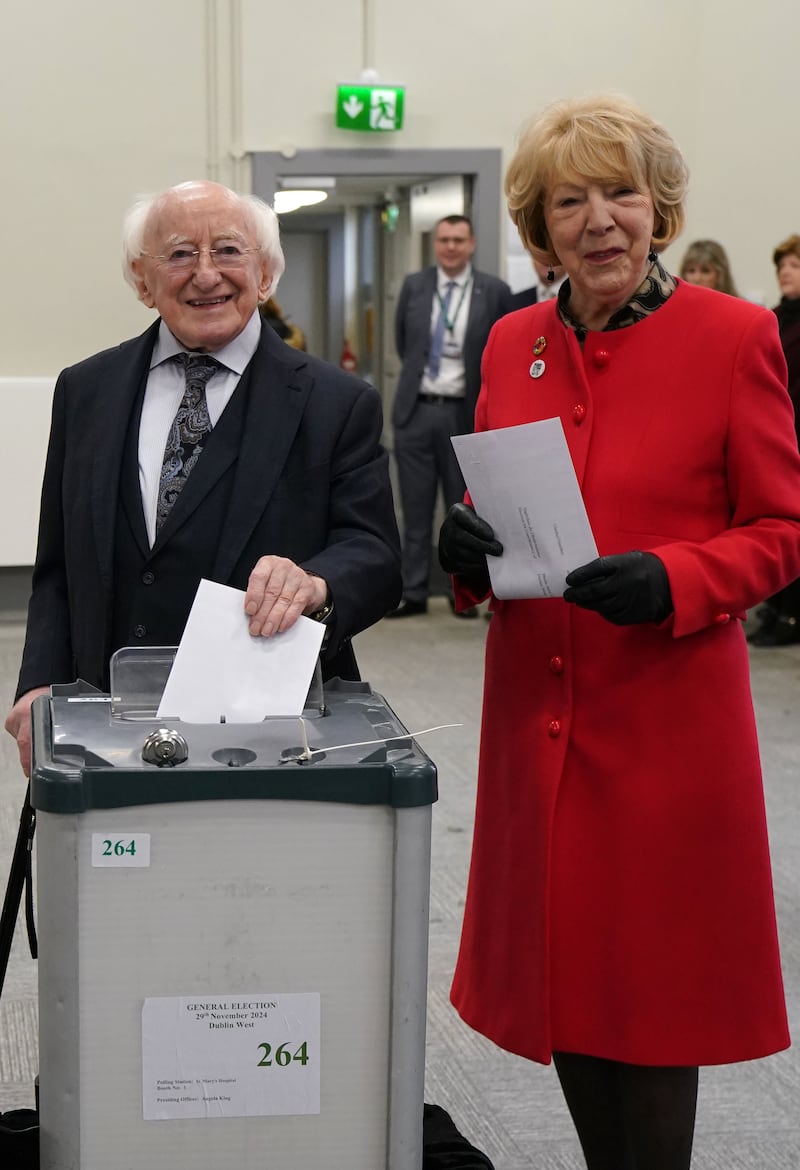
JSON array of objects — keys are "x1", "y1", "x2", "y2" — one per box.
[
  {"x1": 506, "y1": 94, "x2": 688, "y2": 264},
  {"x1": 773, "y1": 234, "x2": 800, "y2": 268},
  {"x1": 679, "y1": 239, "x2": 738, "y2": 296}
]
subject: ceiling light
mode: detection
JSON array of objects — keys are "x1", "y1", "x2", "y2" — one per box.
[
  {"x1": 273, "y1": 190, "x2": 329, "y2": 214},
  {"x1": 277, "y1": 176, "x2": 336, "y2": 189}
]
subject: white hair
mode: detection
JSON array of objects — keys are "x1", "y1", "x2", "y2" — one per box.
[{"x1": 121, "y1": 182, "x2": 285, "y2": 297}]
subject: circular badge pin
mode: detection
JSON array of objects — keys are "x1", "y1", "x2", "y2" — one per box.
[
  {"x1": 533, "y1": 336, "x2": 547, "y2": 356},
  {"x1": 529, "y1": 359, "x2": 546, "y2": 379}
]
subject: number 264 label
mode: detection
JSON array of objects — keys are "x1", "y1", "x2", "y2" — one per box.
[{"x1": 91, "y1": 833, "x2": 151, "y2": 867}]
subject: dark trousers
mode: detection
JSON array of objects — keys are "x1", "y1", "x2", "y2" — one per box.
[
  {"x1": 769, "y1": 575, "x2": 800, "y2": 619},
  {"x1": 393, "y1": 398, "x2": 468, "y2": 602}
]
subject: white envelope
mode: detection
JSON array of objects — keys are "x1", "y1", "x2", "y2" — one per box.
[
  {"x1": 157, "y1": 579, "x2": 325, "y2": 722},
  {"x1": 452, "y1": 418, "x2": 598, "y2": 599}
]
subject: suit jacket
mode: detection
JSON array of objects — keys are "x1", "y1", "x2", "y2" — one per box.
[
  {"x1": 16, "y1": 319, "x2": 401, "y2": 698},
  {"x1": 392, "y1": 267, "x2": 512, "y2": 430}
]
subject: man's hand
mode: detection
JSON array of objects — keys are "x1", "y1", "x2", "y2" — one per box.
[
  {"x1": 438, "y1": 503, "x2": 503, "y2": 577},
  {"x1": 563, "y1": 551, "x2": 673, "y2": 625},
  {"x1": 5, "y1": 686, "x2": 51, "y2": 777},
  {"x1": 244, "y1": 557, "x2": 328, "y2": 636}
]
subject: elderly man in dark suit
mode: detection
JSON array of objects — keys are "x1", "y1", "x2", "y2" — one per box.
[
  {"x1": 388, "y1": 215, "x2": 512, "y2": 618},
  {"x1": 5, "y1": 180, "x2": 401, "y2": 775}
]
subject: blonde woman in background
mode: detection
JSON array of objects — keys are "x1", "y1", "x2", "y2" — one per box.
[{"x1": 679, "y1": 238, "x2": 738, "y2": 296}]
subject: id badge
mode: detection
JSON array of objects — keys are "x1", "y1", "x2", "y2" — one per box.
[{"x1": 442, "y1": 338, "x2": 462, "y2": 359}]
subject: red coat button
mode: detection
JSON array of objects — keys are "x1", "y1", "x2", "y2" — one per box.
[
  {"x1": 547, "y1": 719, "x2": 561, "y2": 738},
  {"x1": 571, "y1": 404, "x2": 586, "y2": 425},
  {"x1": 549, "y1": 655, "x2": 564, "y2": 674},
  {"x1": 713, "y1": 613, "x2": 731, "y2": 625},
  {"x1": 593, "y1": 349, "x2": 610, "y2": 369}
]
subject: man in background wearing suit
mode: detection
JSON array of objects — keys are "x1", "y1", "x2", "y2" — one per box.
[
  {"x1": 388, "y1": 215, "x2": 512, "y2": 618},
  {"x1": 5, "y1": 180, "x2": 401, "y2": 775},
  {"x1": 507, "y1": 258, "x2": 566, "y2": 310}
]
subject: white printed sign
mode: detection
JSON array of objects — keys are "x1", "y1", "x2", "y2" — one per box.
[
  {"x1": 91, "y1": 833, "x2": 150, "y2": 867},
  {"x1": 142, "y1": 993, "x2": 320, "y2": 1120}
]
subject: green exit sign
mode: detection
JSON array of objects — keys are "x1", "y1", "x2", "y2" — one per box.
[{"x1": 336, "y1": 84, "x2": 405, "y2": 132}]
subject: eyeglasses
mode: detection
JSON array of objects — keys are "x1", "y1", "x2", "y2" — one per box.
[{"x1": 142, "y1": 243, "x2": 261, "y2": 273}]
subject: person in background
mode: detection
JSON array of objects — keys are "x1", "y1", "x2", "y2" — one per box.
[
  {"x1": 258, "y1": 296, "x2": 306, "y2": 349},
  {"x1": 679, "y1": 238, "x2": 738, "y2": 295},
  {"x1": 5, "y1": 180, "x2": 400, "y2": 776},
  {"x1": 438, "y1": 94, "x2": 800, "y2": 1170},
  {"x1": 507, "y1": 256, "x2": 567, "y2": 310},
  {"x1": 747, "y1": 233, "x2": 800, "y2": 645},
  {"x1": 388, "y1": 215, "x2": 512, "y2": 619}
]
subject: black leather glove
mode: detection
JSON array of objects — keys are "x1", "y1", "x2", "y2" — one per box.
[
  {"x1": 563, "y1": 551, "x2": 673, "y2": 625},
  {"x1": 438, "y1": 503, "x2": 503, "y2": 583}
]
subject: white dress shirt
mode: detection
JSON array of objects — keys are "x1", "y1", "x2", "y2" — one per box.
[
  {"x1": 138, "y1": 310, "x2": 262, "y2": 547},
  {"x1": 420, "y1": 264, "x2": 473, "y2": 399}
]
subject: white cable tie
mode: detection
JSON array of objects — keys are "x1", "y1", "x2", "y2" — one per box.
[{"x1": 290, "y1": 720, "x2": 462, "y2": 762}]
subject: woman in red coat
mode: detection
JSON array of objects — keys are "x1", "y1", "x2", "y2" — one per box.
[{"x1": 439, "y1": 94, "x2": 800, "y2": 1170}]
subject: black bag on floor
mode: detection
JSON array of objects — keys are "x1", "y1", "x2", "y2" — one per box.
[
  {"x1": 423, "y1": 1102, "x2": 496, "y2": 1169},
  {"x1": 0, "y1": 785, "x2": 39, "y2": 1169},
  {"x1": 0, "y1": 1109, "x2": 39, "y2": 1169}
]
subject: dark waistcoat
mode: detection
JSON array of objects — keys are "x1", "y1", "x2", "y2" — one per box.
[{"x1": 110, "y1": 368, "x2": 251, "y2": 688}]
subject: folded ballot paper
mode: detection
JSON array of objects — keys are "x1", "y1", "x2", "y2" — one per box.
[
  {"x1": 451, "y1": 418, "x2": 598, "y2": 599},
  {"x1": 157, "y1": 579, "x2": 325, "y2": 722}
]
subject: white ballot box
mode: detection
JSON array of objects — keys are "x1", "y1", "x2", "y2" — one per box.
[{"x1": 31, "y1": 654, "x2": 435, "y2": 1170}]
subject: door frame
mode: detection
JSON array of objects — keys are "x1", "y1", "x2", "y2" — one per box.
[{"x1": 251, "y1": 148, "x2": 504, "y2": 273}]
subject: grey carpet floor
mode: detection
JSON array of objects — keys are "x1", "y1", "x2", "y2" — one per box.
[{"x1": 1, "y1": 601, "x2": 799, "y2": 1167}]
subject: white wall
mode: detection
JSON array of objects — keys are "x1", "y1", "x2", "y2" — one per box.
[{"x1": 3, "y1": 0, "x2": 799, "y2": 562}]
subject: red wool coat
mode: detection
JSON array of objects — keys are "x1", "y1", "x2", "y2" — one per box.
[{"x1": 450, "y1": 282, "x2": 800, "y2": 1066}]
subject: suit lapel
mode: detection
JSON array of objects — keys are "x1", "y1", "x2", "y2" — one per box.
[
  {"x1": 212, "y1": 325, "x2": 313, "y2": 581},
  {"x1": 91, "y1": 321, "x2": 160, "y2": 587},
  {"x1": 466, "y1": 270, "x2": 487, "y2": 332}
]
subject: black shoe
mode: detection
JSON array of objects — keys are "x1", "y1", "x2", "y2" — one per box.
[
  {"x1": 748, "y1": 615, "x2": 800, "y2": 646},
  {"x1": 386, "y1": 599, "x2": 428, "y2": 618}
]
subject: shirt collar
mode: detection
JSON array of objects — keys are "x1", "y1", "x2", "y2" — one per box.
[
  {"x1": 557, "y1": 257, "x2": 676, "y2": 341},
  {"x1": 150, "y1": 309, "x2": 262, "y2": 373},
  {"x1": 437, "y1": 263, "x2": 472, "y2": 290}
]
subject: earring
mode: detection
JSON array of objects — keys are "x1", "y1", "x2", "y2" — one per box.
[
  {"x1": 648, "y1": 249, "x2": 658, "y2": 263},
  {"x1": 546, "y1": 267, "x2": 556, "y2": 283}
]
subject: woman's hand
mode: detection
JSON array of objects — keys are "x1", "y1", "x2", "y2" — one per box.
[
  {"x1": 563, "y1": 551, "x2": 673, "y2": 624},
  {"x1": 439, "y1": 504, "x2": 503, "y2": 578}
]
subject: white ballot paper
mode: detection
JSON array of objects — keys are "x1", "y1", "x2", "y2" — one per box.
[
  {"x1": 157, "y1": 579, "x2": 325, "y2": 722},
  {"x1": 142, "y1": 992, "x2": 320, "y2": 1120},
  {"x1": 452, "y1": 418, "x2": 598, "y2": 599}
]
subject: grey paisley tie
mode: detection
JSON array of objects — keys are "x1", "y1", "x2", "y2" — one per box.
[{"x1": 156, "y1": 353, "x2": 220, "y2": 532}]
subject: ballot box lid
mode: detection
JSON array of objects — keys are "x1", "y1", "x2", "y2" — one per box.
[{"x1": 30, "y1": 678, "x2": 438, "y2": 813}]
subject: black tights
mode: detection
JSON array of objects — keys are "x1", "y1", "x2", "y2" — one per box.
[{"x1": 553, "y1": 1052, "x2": 698, "y2": 1170}]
